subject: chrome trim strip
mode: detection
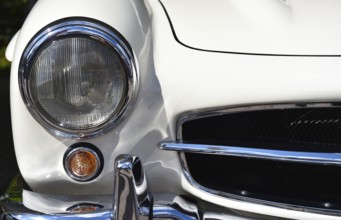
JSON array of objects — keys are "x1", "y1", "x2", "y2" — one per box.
[
  {"x1": 19, "y1": 18, "x2": 139, "y2": 139},
  {"x1": 0, "y1": 205, "x2": 233, "y2": 220},
  {"x1": 0, "y1": 208, "x2": 199, "y2": 220},
  {"x1": 160, "y1": 142, "x2": 341, "y2": 165}
]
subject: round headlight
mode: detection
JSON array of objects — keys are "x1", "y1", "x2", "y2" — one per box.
[{"x1": 19, "y1": 19, "x2": 138, "y2": 138}]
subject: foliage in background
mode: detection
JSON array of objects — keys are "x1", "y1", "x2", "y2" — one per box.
[
  {"x1": 0, "y1": 174, "x2": 23, "y2": 203},
  {"x1": 0, "y1": 0, "x2": 30, "y2": 76},
  {"x1": 0, "y1": 47, "x2": 9, "y2": 73},
  {"x1": 0, "y1": 0, "x2": 33, "y2": 206}
]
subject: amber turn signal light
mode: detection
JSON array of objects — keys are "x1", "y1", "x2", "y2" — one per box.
[
  {"x1": 67, "y1": 203, "x2": 103, "y2": 213},
  {"x1": 64, "y1": 144, "x2": 102, "y2": 181}
]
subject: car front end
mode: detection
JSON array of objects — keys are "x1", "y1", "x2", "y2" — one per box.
[{"x1": 3, "y1": 0, "x2": 341, "y2": 219}]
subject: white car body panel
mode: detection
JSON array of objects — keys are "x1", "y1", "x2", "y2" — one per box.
[
  {"x1": 5, "y1": 31, "x2": 19, "y2": 61},
  {"x1": 7, "y1": 0, "x2": 341, "y2": 219},
  {"x1": 162, "y1": 0, "x2": 341, "y2": 55}
]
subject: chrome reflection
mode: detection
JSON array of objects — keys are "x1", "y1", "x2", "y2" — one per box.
[
  {"x1": 153, "y1": 206, "x2": 197, "y2": 220},
  {"x1": 160, "y1": 142, "x2": 341, "y2": 165},
  {"x1": 1, "y1": 155, "x2": 272, "y2": 220},
  {"x1": 1, "y1": 211, "x2": 113, "y2": 220},
  {"x1": 113, "y1": 155, "x2": 152, "y2": 220}
]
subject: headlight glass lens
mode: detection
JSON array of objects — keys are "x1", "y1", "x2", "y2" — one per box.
[
  {"x1": 19, "y1": 19, "x2": 138, "y2": 138},
  {"x1": 30, "y1": 37, "x2": 126, "y2": 130}
]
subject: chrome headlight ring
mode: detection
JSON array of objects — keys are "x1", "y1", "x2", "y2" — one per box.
[{"x1": 19, "y1": 18, "x2": 138, "y2": 139}]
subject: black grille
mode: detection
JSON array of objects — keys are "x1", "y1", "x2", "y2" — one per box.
[
  {"x1": 185, "y1": 153, "x2": 341, "y2": 211},
  {"x1": 181, "y1": 107, "x2": 341, "y2": 212},
  {"x1": 182, "y1": 108, "x2": 341, "y2": 152}
]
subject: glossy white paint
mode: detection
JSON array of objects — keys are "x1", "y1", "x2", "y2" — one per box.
[
  {"x1": 162, "y1": 0, "x2": 341, "y2": 55},
  {"x1": 149, "y1": 1, "x2": 341, "y2": 219},
  {"x1": 10, "y1": 0, "x2": 182, "y2": 195},
  {"x1": 23, "y1": 190, "x2": 113, "y2": 214},
  {"x1": 8, "y1": 0, "x2": 341, "y2": 219},
  {"x1": 5, "y1": 31, "x2": 19, "y2": 61}
]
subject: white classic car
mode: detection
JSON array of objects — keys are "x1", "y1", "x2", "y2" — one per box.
[{"x1": 2, "y1": 0, "x2": 341, "y2": 219}]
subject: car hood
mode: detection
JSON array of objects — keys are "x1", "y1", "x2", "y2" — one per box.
[{"x1": 161, "y1": 0, "x2": 341, "y2": 55}]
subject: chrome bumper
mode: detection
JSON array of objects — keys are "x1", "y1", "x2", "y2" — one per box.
[{"x1": 0, "y1": 155, "x2": 229, "y2": 220}]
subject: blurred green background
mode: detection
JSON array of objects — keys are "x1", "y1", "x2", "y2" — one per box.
[
  {"x1": 0, "y1": 0, "x2": 35, "y2": 76},
  {"x1": 0, "y1": 0, "x2": 35, "y2": 196}
]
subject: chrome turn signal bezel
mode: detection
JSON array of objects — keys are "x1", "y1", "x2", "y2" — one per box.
[
  {"x1": 64, "y1": 143, "x2": 104, "y2": 182},
  {"x1": 19, "y1": 17, "x2": 139, "y2": 139}
]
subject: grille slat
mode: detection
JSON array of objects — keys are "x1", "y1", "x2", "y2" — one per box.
[{"x1": 160, "y1": 142, "x2": 341, "y2": 165}]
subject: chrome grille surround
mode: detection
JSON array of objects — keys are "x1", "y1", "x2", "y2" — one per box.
[{"x1": 161, "y1": 102, "x2": 341, "y2": 216}]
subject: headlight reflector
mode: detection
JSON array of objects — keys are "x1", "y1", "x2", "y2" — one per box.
[{"x1": 19, "y1": 19, "x2": 138, "y2": 138}]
